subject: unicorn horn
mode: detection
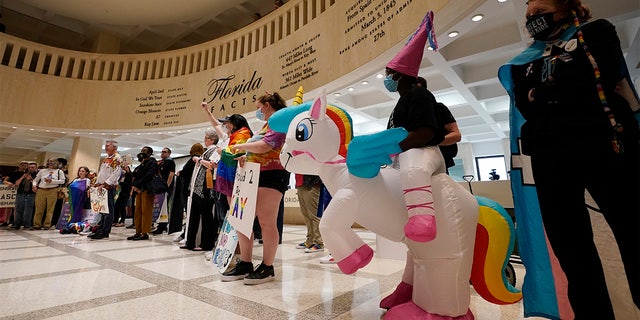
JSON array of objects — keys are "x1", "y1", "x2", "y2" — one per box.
[{"x1": 293, "y1": 86, "x2": 304, "y2": 105}]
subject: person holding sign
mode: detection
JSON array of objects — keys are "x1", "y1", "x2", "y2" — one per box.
[{"x1": 221, "y1": 92, "x2": 290, "y2": 285}]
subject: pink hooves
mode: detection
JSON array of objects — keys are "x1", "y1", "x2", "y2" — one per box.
[
  {"x1": 404, "y1": 214, "x2": 437, "y2": 242},
  {"x1": 384, "y1": 302, "x2": 474, "y2": 320},
  {"x1": 337, "y1": 244, "x2": 374, "y2": 274},
  {"x1": 380, "y1": 281, "x2": 413, "y2": 310}
]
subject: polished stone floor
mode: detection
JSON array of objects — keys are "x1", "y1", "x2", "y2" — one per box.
[{"x1": 0, "y1": 223, "x2": 536, "y2": 320}]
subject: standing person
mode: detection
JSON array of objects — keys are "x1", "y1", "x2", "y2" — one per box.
[
  {"x1": 169, "y1": 143, "x2": 204, "y2": 238},
  {"x1": 89, "y1": 140, "x2": 122, "y2": 240},
  {"x1": 294, "y1": 174, "x2": 324, "y2": 252},
  {"x1": 152, "y1": 147, "x2": 175, "y2": 235},
  {"x1": 51, "y1": 158, "x2": 68, "y2": 227},
  {"x1": 128, "y1": 146, "x2": 158, "y2": 241},
  {"x1": 499, "y1": 1, "x2": 639, "y2": 319},
  {"x1": 181, "y1": 130, "x2": 220, "y2": 251},
  {"x1": 67, "y1": 166, "x2": 91, "y2": 223},
  {"x1": 3, "y1": 161, "x2": 30, "y2": 229},
  {"x1": 113, "y1": 165, "x2": 133, "y2": 227},
  {"x1": 32, "y1": 158, "x2": 66, "y2": 230},
  {"x1": 221, "y1": 92, "x2": 290, "y2": 285},
  {"x1": 416, "y1": 77, "x2": 461, "y2": 173}
]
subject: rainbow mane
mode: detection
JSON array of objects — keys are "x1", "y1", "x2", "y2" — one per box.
[{"x1": 325, "y1": 105, "x2": 353, "y2": 158}]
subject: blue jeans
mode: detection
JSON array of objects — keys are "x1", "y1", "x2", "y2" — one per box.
[
  {"x1": 15, "y1": 193, "x2": 35, "y2": 228},
  {"x1": 98, "y1": 188, "x2": 116, "y2": 235}
]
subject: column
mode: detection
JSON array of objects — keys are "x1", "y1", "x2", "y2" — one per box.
[{"x1": 68, "y1": 137, "x2": 103, "y2": 178}]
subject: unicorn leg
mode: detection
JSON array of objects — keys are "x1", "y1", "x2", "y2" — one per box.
[
  {"x1": 398, "y1": 148, "x2": 443, "y2": 242},
  {"x1": 319, "y1": 189, "x2": 371, "y2": 274},
  {"x1": 380, "y1": 252, "x2": 414, "y2": 309}
]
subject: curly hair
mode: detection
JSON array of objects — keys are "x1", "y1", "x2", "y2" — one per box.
[{"x1": 189, "y1": 143, "x2": 205, "y2": 157}]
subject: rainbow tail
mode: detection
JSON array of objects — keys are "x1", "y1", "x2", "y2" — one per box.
[{"x1": 471, "y1": 196, "x2": 522, "y2": 305}]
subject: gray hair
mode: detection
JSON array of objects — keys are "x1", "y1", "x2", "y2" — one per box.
[
  {"x1": 105, "y1": 140, "x2": 118, "y2": 149},
  {"x1": 204, "y1": 129, "x2": 219, "y2": 144}
]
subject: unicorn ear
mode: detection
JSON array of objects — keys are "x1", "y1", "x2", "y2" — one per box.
[{"x1": 309, "y1": 88, "x2": 327, "y2": 121}]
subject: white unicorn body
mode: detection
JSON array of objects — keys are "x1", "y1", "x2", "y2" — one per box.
[{"x1": 272, "y1": 93, "x2": 486, "y2": 319}]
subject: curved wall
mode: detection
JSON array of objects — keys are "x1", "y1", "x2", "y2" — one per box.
[{"x1": 0, "y1": 0, "x2": 481, "y2": 131}]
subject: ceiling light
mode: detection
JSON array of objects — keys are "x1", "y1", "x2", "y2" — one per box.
[
  {"x1": 471, "y1": 14, "x2": 484, "y2": 22},
  {"x1": 29, "y1": 128, "x2": 34, "y2": 131},
  {"x1": 448, "y1": 31, "x2": 459, "y2": 37},
  {"x1": 334, "y1": 93, "x2": 341, "y2": 97},
  {"x1": 347, "y1": 87, "x2": 354, "y2": 91},
  {"x1": 376, "y1": 74, "x2": 384, "y2": 79},
  {"x1": 497, "y1": 0, "x2": 507, "y2": 2},
  {"x1": 361, "y1": 80, "x2": 369, "y2": 85}
]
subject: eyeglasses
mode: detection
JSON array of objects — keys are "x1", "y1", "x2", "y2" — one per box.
[{"x1": 161, "y1": 151, "x2": 169, "y2": 153}]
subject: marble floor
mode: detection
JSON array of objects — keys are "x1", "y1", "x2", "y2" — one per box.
[{"x1": 1, "y1": 223, "x2": 538, "y2": 320}]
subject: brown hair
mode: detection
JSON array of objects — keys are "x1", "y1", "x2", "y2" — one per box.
[
  {"x1": 189, "y1": 143, "x2": 205, "y2": 157},
  {"x1": 256, "y1": 92, "x2": 287, "y2": 111}
]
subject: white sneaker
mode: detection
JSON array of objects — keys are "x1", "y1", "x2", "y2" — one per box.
[
  {"x1": 319, "y1": 254, "x2": 336, "y2": 264},
  {"x1": 178, "y1": 239, "x2": 186, "y2": 245},
  {"x1": 204, "y1": 251, "x2": 214, "y2": 261},
  {"x1": 172, "y1": 234, "x2": 184, "y2": 242}
]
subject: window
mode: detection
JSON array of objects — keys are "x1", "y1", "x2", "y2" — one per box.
[{"x1": 475, "y1": 155, "x2": 508, "y2": 181}]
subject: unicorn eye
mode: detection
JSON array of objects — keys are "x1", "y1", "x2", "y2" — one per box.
[{"x1": 295, "y1": 119, "x2": 313, "y2": 141}]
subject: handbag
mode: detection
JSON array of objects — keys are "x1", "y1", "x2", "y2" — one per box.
[{"x1": 146, "y1": 174, "x2": 168, "y2": 194}]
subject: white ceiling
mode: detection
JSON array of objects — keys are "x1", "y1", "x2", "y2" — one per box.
[{"x1": 0, "y1": 0, "x2": 638, "y2": 166}]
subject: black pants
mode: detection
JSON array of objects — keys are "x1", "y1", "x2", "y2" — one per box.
[
  {"x1": 185, "y1": 192, "x2": 217, "y2": 250},
  {"x1": 531, "y1": 139, "x2": 639, "y2": 320},
  {"x1": 114, "y1": 188, "x2": 131, "y2": 223}
]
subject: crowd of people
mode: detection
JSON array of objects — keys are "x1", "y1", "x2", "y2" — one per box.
[{"x1": 3, "y1": 1, "x2": 636, "y2": 317}]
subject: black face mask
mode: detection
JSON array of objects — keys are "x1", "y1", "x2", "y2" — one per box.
[
  {"x1": 526, "y1": 12, "x2": 560, "y2": 41},
  {"x1": 137, "y1": 152, "x2": 148, "y2": 162}
]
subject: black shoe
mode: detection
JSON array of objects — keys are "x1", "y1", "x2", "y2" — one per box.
[
  {"x1": 221, "y1": 261, "x2": 254, "y2": 282},
  {"x1": 151, "y1": 228, "x2": 165, "y2": 235},
  {"x1": 89, "y1": 233, "x2": 109, "y2": 240},
  {"x1": 127, "y1": 233, "x2": 141, "y2": 240},
  {"x1": 132, "y1": 233, "x2": 149, "y2": 241},
  {"x1": 244, "y1": 263, "x2": 275, "y2": 285}
]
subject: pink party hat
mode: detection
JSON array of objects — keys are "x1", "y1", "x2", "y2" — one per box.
[{"x1": 386, "y1": 11, "x2": 438, "y2": 77}]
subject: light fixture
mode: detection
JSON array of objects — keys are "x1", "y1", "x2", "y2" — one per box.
[
  {"x1": 448, "y1": 31, "x2": 459, "y2": 37},
  {"x1": 347, "y1": 87, "x2": 354, "y2": 91},
  {"x1": 361, "y1": 80, "x2": 369, "y2": 85},
  {"x1": 334, "y1": 93, "x2": 341, "y2": 97},
  {"x1": 497, "y1": 0, "x2": 507, "y2": 2},
  {"x1": 376, "y1": 74, "x2": 384, "y2": 79},
  {"x1": 471, "y1": 14, "x2": 484, "y2": 22}
]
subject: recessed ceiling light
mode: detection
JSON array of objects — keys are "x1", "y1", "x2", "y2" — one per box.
[
  {"x1": 448, "y1": 31, "x2": 459, "y2": 37},
  {"x1": 361, "y1": 80, "x2": 369, "y2": 85},
  {"x1": 497, "y1": 0, "x2": 507, "y2": 2},
  {"x1": 347, "y1": 87, "x2": 354, "y2": 91},
  {"x1": 29, "y1": 128, "x2": 34, "y2": 131},
  {"x1": 471, "y1": 14, "x2": 484, "y2": 22},
  {"x1": 376, "y1": 74, "x2": 384, "y2": 79},
  {"x1": 334, "y1": 93, "x2": 341, "y2": 97},
  {"x1": 75, "y1": 132, "x2": 80, "y2": 134}
]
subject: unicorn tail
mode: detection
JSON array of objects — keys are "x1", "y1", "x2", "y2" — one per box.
[{"x1": 471, "y1": 196, "x2": 522, "y2": 305}]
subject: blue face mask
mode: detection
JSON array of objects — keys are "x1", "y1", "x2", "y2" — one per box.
[
  {"x1": 256, "y1": 108, "x2": 265, "y2": 121},
  {"x1": 384, "y1": 74, "x2": 399, "y2": 92}
]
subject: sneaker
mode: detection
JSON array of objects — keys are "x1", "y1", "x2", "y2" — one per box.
[
  {"x1": 178, "y1": 239, "x2": 186, "y2": 245},
  {"x1": 296, "y1": 242, "x2": 310, "y2": 249},
  {"x1": 244, "y1": 263, "x2": 275, "y2": 285},
  {"x1": 221, "y1": 261, "x2": 254, "y2": 282},
  {"x1": 172, "y1": 233, "x2": 184, "y2": 242},
  {"x1": 319, "y1": 254, "x2": 336, "y2": 264},
  {"x1": 304, "y1": 244, "x2": 325, "y2": 253}
]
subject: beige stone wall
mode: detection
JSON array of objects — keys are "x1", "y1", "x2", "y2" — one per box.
[{"x1": 0, "y1": 0, "x2": 483, "y2": 132}]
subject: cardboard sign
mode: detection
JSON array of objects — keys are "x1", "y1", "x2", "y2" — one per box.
[
  {"x1": 227, "y1": 162, "x2": 260, "y2": 238},
  {"x1": 212, "y1": 216, "x2": 238, "y2": 274},
  {"x1": 152, "y1": 193, "x2": 168, "y2": 223},
  {"x1": 89, "y1": 187, "x2": 109, "y2": 214}
]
